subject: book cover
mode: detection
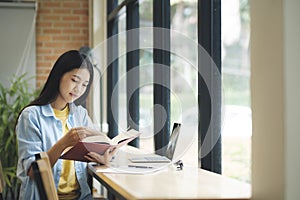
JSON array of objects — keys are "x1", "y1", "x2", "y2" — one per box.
[{"x1": 60, "y1": 129, "x2": 140, "y2": 162}]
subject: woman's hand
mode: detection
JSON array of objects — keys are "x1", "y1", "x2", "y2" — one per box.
[
  {"x1": 60, "y1": 127, "x2": 95, "y2": 148},
  {"x1": 47, "y1": 127, "x2": 99, "y2": 167},
  {"x1": 84, "y1": 148, "x2": 117, "y2": 166}
]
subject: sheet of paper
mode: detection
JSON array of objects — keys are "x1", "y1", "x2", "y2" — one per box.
[{"x1": 88, "y1": 163, "x2": 167, "y2": 174}]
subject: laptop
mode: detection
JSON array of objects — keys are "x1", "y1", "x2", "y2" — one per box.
[{"x1": 129, "y1": 123, "x2": 181, "y2": 163}]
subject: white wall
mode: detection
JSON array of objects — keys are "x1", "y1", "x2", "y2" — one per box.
[
  {"x1": 0, "y1": 2, "x2": 36, "y2": 88},
  {"x1": 284, "y1": 0, "x2": 300, "y2": 199},
  {"x1": 251, "y1": 0, "x2": 300, "y2": 199},
  {"x1": 250, "y1": 0, "x2": 285, "y2": 199}
]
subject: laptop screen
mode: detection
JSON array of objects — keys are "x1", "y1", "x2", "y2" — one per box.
[{"x1": 165, "y1": 123, "x2": 181, "y2": 160}]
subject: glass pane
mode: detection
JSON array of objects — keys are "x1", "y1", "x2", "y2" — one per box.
[
  {"x1": 117, "y1": 12, "x2": 127, "y2": 133},
  {"x1": 139, "y1": 0, "x2": 154, "y2": 153},
  {"x1": 140, "y1": 0, "x2": 153, "y2": 28},
  {"x1": 221, "y1": 0, "x2": 251, "y2": 183},
  {"x1": 118, "y1": 0, "x2": 123, "y2": 5},
  {"x1": 170, "y1": 0, "x2": 198, "y2": 167}
]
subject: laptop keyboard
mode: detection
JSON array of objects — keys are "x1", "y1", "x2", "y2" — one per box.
[
  {"x1": 145, "y1": 156, "x2": 169, "y2": 161},
  {"x1": 129, "y1": 155, "x2": 170, "y2": 163}
]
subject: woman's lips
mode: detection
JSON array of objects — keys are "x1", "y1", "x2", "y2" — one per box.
[{"x1": 70, "y1": 93, "x2": 78, "y2": 99}]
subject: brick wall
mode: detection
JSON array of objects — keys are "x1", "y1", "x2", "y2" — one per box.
[{"x1": 36, "y1": 0, "x2": 89, "y2": 88}]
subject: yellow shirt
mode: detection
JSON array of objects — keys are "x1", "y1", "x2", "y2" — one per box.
[{"x1": 53, "y1": 105, "x2": 80, "y2": 200}]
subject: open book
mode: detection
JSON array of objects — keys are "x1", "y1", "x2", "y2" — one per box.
[{"x1": 60, "y1": 129, "x2": 140, "y2": 162}]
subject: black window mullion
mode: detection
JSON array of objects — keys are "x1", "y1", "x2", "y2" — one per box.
[
  {"x1": 198, "y1": 0, "x2": 222, "y2": 174},
  {"x1": 153, "y1": 0, "x2": 171, "y2": 156},
  {"x1": 107, "y1": 0, "x2": 119, "y2": 139},
  {"x1": 126, "y1": 1, "x2": 140, "y2": 147}
]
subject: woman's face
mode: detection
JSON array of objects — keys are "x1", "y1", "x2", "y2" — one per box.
[{"x1": 54, "y1": 68, "x2": 90, "y2": 109}]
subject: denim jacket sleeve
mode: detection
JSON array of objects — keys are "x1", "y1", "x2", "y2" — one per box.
[{"x1": 16, "y1": 103, "x2": 95, "y2": 200}]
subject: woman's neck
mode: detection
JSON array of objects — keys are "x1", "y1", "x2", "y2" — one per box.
[{"x1": 51, "y1": 101, "x2": 68, "y2": 111}]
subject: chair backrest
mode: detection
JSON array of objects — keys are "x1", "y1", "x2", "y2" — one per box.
[
  {"x1": 0, "y1": 159, "x2": 5, "y2": 200},
  {"x1": 31, "y1": 152, "x2": 58, "y2": 200}
]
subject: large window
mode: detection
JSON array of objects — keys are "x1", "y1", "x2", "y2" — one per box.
[
  {"x1": 97, "y1": 0, "x2": 251, "y2": 182},
  {"x1": 104, "y1": 0, "x2": 201, "y2": 167}
]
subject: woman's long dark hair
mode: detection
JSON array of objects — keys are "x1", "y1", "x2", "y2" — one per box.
[
  {"x1": 15, "y1": 50, "x2": 94, "y2": 132},
  {"x1": 30, "y1": 50, "x2": 94, "y2": 107}
]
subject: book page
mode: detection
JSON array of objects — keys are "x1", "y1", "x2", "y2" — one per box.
[
  {"x1": 82, "y1": 133, "x2": 111, "y2": 144},
  {"x1": 111, "y1": 129, "x2": 140, "y2": 145},
  {"x1": 84, "y1": 129, "x2": 140, "y2": 145}
]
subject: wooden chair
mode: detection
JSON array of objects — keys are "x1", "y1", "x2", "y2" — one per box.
[
  {"x1": 32, "y1": 152, "x2": 105, "y2": 200},
  {"x1": 0, "y1": 160, "x2": 4, "y2": 200},
  {"x1": 31, "y1": 152, "x2": 58, "y2": 200}
]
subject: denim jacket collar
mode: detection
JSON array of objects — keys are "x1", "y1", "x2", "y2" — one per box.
[{"x1": 41, "y1": 103, "x2": 77, "y2": 117}]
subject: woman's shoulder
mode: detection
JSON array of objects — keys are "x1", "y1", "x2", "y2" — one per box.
[
  {"x1": 21, "y1": 105, "x2": 41, "y2": 114},
  {"x1": 20, "y1": 104, "x2": 51, "y2": 117},
  {"x1": 17, "y1": 105, "x2": 43, "y2": 123}
]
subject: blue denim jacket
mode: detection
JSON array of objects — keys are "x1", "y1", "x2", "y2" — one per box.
[{"x1": 16, "y1": 103, "x2": 95, "y2": 200}]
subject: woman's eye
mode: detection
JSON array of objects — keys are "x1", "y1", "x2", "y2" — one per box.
[
  {"x1": 82, "y1": 84, "x2": 88, "y2": 87},
  {"x1": 72, "y1": 78, "x2": 79, "y2": 83}
]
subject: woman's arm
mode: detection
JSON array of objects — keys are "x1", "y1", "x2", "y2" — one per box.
[
  {"x1": 27, "y1": 127, "x2": 86, "y2": 178},
  {"x1": 47, "y1": 127, "x2": 89, "y2": 167}
]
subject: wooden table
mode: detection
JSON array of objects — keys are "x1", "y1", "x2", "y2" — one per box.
[{"x1": 87, "y1": 146, "x2": 251, "y2": 200}]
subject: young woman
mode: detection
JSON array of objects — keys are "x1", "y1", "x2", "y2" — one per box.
[{"x1": 16, "y1": 50, "x2": 114, "y2": 200}]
